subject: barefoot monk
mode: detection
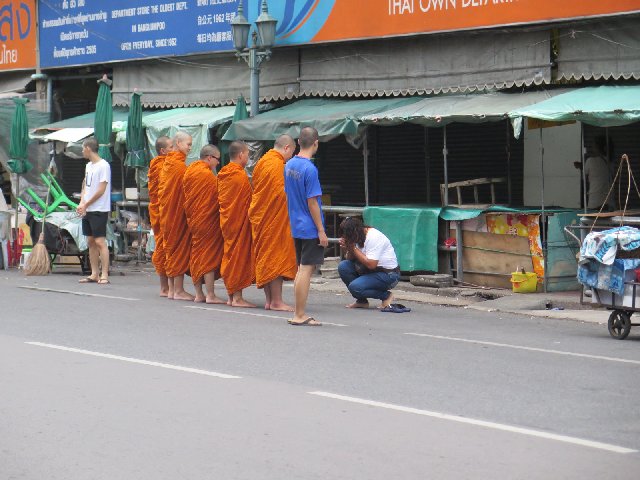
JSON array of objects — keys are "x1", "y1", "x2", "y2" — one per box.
[
  {"x1": 249, "y1": 134, "x2": 297, "y2": 311},
  {"x1": 218, "y1": 141, "x2": 256, "y2": 308},
  {"x1": 158, "y1": 131, "x2": 194, "y2": 301},
  {"x1": 147, "y1": 136, "x2": 172, "y2": 297},
  {"x1": 183, "y1": 144, "x2": 225, "y2": 304}
]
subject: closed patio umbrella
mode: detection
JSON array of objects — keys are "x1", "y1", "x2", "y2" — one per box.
[
  {"x1": 125, "y1": 90, "x2": 148, "y2": 262},
  {"x1": 7, "y1": 97, "x2": 32, "y2": 267},
  {"x1": 94, "y1": 75, "x2": 113, "y2": 162}
]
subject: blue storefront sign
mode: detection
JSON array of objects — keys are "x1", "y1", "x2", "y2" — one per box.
[
  {"x1": 38, "y1": 0, "x2": 338, "y2": 68},
  {"x1": 38, "y1": 0, "x2": 239, "y2": 68}
]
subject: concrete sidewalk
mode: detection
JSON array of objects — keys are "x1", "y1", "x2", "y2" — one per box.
[{"x1": 310, "y1": 277, "x2": 610, "y2": 325}]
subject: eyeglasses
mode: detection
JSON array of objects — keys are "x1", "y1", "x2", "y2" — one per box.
[{"x1": 207, "y1": 155, "x2": 220, "y2": 161}]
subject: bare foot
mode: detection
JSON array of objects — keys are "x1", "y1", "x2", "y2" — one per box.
[
  {"x1": 380, "y1": 292, "x2": 394, "y2": 309},
  {"x1": 232, "y1": 299, "x2": 257, "y2": 308},
  {"x1": 206, "y1": 296, "x2": 227, "y2": 305},
  {"x1": 173, "y1": 291, "x2": 195, "y2": 301},
  {"x1": 227, "y1": 299, "x2": 232, "y2": 306},
  {"x1": 160, "y1": 290, "x2": 169, "y2": 298},
  {"x1": 264, "y1": 303, "x2": 271, "y2": 310},
  {"x1": 346, "y1": 301, "x2": 369, "y2": 309},
  {"x1": 269, "y1": 302, "x2": 295, "y2": 312},
  {"x1": 167, "y1": 289, "x2": 174, "y2": 300},
  {"x1": 194, "y1": 295, "x2": 206, "y2": 303}
]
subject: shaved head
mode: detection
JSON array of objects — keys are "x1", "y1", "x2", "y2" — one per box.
[
  {"x1": 275, "y1": 134, "x2": 295, "y2": 149},
  {"x1": 173, "y1": 131, "x2": 193, "y2": 156},
  {"x1": 274, "y1": 134, "x2": 296, "y2": 161},
  {"x1": 200, "y1": 144, "x2": 220, "y2": 159},
  {"x1": 298, "y1": 126, "x2": 318, "y2": 149},
  {"x1": 155, "y1": 136, "x2": 171, "y2": 154}
]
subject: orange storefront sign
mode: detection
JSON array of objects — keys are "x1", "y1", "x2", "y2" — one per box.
[
  {"x1": 0, "y1": 0, "x2": 36, "y2": 71},
  {"x1": 313, "y1": 0, "x2": 640, "y2": 42}
]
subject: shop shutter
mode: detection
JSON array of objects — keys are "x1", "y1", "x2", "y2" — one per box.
[
  {"x1": 317, "y1": 136, "x2": 365, "y2": 206},
  {"x1": 374, "y1": 124, "x2": 430, "y2": 204},
  {"x1": 372, "y1": 121, "x2": 524, "y2": 206}
]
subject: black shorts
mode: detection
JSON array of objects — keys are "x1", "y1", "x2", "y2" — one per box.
[
  {"x1": 82, "y1": 211, "x2": 109, "y2": 238},
  {"x1": 294, "y1": 238, "x2": 325, "y2": 266}
]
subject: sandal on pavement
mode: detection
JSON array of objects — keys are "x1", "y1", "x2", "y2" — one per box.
[
  {"x1": 288, "y1": 317, "x2": 322, "y2": 326},
  {"x1": 380, "y1": 304, "x2": 410, "y2": 313},
  {"x1": 98, "y1": 278, "x2": 110, "y2": 285},
  {"x1": 78, "y1": 277, "x2": 98, "y2": 283}
]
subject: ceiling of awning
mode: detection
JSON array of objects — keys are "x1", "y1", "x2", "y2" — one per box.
[
  {"x1": 221, "y1": 97, "x2": 420, "y2": 143},
  {"x1": 34, "y1": 107, "x2": 140, "y2": 132},
  {"x1": 43, "y1": 128, "x2": 94, "y2": 143}
]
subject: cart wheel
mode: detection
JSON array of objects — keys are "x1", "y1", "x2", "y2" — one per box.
[{"x1": 608, "y1": 311, "x2": 631, "y2": 340}]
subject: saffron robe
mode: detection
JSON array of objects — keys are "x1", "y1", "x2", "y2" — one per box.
[
  {"x1": 148, "y1": 154, "x2": 167, "y2": 276},
  {"x1": 183, "y1": 160, "x2": 223, "y2": 283},
  {"x1": 248, "y1": 149, "x2": 297, "y2": 288},
  {"x1": 158, "y1": 150, "x2": 191, "y2": 277},
  {"x1": 218, "y1": 161, "x2": 255, "y2": 295}
]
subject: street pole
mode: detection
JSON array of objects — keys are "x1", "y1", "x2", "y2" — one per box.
[{"x1": 249, "y1": 34, "x2": 260, "y2": 118}]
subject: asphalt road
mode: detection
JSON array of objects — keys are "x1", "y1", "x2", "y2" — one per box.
[{"x1": 1, "y1": 269, "x2": 639, "y2": 479}]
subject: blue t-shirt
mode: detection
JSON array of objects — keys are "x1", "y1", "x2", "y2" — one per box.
[{"x1": 284, "y1": 155, "x2": 324, "y2": 239}]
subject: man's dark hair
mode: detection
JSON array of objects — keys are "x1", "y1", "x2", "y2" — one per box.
[
  {"x1": 340, "y1": 217, "x2": 367, "y2": 249},
  {"x1": 83, "y1": 137, "x2": 99, "y2": 153},
  {"x1": 155, "y1": 136, "x2": 171, "y2": 153},
  {"x1": 229, "y1": 141, "x2": 247, "y2": 160},
  {"x1": 298, "y1": 126, "x2": 319, "y2": 149}
]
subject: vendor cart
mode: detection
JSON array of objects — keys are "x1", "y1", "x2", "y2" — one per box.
[
  {"x1": 569, "y1": 220, "x2": 640, "y2": 340},
  {"x1": 592, "y1": 286, "x2": 640, "y2": 340}
]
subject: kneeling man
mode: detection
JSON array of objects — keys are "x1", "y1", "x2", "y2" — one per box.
[{"x1": 338, "y1": 217, "x2": 400, "y2": 309}]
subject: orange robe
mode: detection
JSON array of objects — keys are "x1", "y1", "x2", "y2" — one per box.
[
  {"x1": 218, "y1": 161, "x2": 255, "y2": 295},
  {"x1": 248, "y1": 149, "x2": 297, "y2": 288},
  {"x1": 147, "y1": 154, "x2": 166, "y2": 276},
  {"x1": 183, "y1": 160, "x2": 223, "y2": 283},
  {"x1": 158, "y1": 150, "x2": 191, "y2": 277}
]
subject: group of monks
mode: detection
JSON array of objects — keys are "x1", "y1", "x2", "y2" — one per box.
[{"x1": 147, "y1": 132, "x2": 298, "y2": 311}]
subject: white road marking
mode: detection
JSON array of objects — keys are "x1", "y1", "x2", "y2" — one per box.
[
  {"x1": 25, "y1": 342, "x2": 241, "y2": 379},
  {"x1": 309, "y1": 391, "x2": 637, "y2": 454},
  {"x1": 186, "y1": 306, "x2": 348, "y2": 326},
  {"x1": 404, "y1": 333, "x2": 640, "y2": 366},
  {"x1": 18, "y1": 286, "x2": 139, "y2": 301}
]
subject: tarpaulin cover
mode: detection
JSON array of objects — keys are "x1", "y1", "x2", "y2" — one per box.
[
  {"x1": 361, "y1": 91, "x2": 567, "y2": 128},
  {"x1": 364, "y1": 206, "x2": 440, "y2": 272},
  {"x1": 143, "y1": 106, "x2": 239, "y2": 163},
  {"x1": 222, "y1": 97, "x2": 420, "y2": 143},
  {"x1": 509, "y1": 86, "x2": 640, "y2": 138}
]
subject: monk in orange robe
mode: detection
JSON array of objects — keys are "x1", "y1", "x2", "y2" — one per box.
[
  {"x1": 249, "y1": 134, "x2": 297, "y2": 311},
  {"x1": 158, "y1": 131, "x2": 194, "y2": 301},
  {"x1": 147, "y1": 136, "x2": 172, "y2": 297},
  {"x1": 183, "y1": 144, "x2": 225, "y2": 304},
  {"x1": 218, "y1": 141, "x2": 256, "y2": 308}
]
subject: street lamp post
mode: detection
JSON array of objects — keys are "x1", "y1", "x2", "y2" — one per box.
[{"x1": 230, "y1": 0, "x2": 277, "y2": 117}]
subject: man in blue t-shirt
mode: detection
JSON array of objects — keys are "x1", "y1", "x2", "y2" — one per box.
[{"x1": 284, "y1": 126, "x2": 327, "y2": 327}]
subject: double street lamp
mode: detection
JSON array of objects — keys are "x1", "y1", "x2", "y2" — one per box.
[{"x1": 230, "y1": 0, "x2": 278, "y2": 117}]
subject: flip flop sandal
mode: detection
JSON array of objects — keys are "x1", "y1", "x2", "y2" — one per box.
[
  {"x1": 288, "y1": 317, "x2": 322, "y2": 326},
  {"x1": 78, "y1": 277, "x2": 98, "y2": 283},
  {"x1": 98, "y1": 278, "x2": 111, "y2": 285},
  {"x1": 380, "y1": 304, "x2": 409, "y2": 313},
  {"x1": 391, "y1": 303, "x2": 411, "y2": 312}
]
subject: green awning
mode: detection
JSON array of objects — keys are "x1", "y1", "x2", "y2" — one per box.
[
  {"x1": 509, "y1": 86, "x2": 640, "y2": 138},
  {"x1": 360, "y1": 90, "x2": 568, "y2": 127},
  {"x1": 221, "y1": 98, "x2": 420, "y2": 142}
]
